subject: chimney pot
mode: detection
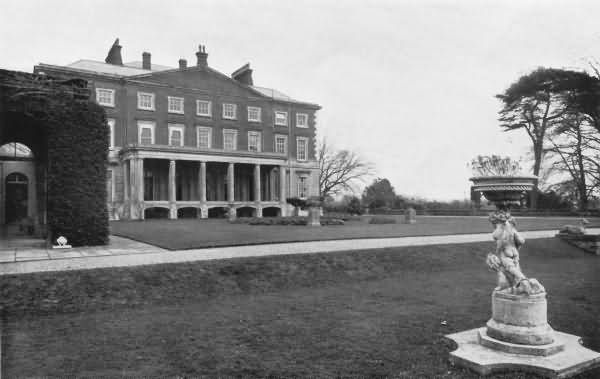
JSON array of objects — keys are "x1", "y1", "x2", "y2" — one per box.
[
  {"x1": 179, "y1": 59, "x2": 187, "y2": 69},
  {"x1": 142, "y1": 52, "x2": 151, "y2": 70},
  {"x1": 196, "y1": 44, "x2": 208, "y2": 67}
]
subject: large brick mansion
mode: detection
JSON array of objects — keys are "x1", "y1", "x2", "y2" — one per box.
[{"x1": 34, "y1": 39, "x2": 321, "y2": 220}]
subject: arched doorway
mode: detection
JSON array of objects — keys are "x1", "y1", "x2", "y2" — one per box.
[
  {"x1": 5, "y1": 173, "x2": 29, "y2": 223},
  {"x1": 1, "y1": 142, "x2": 37, "y2": 227}
]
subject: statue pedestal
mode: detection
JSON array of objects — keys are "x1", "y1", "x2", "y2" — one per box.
[
  {"x1": 307, "y1": 206, "x2": 321, "y2": 227},
  {"x1": 447, "y1": 291, "x2": 600, "y2": 377},
  {"x1": 486, "y1": 290, "x2": 554, "y2": 345}
]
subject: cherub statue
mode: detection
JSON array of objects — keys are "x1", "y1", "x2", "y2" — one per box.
[{"x1": 486, "y1": 213, "x2": 545, "y2": 295}]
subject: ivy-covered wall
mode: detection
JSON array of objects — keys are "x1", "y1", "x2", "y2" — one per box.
[
  {"x1": 2, "y1": 70, "x2": 109, "y2": 246},
  {"x1": 45, "y1": 95, "x2": 109, "y2": 246}
]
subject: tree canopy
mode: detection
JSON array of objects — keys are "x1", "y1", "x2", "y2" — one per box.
[
  {"x1": 362, "y1": 178, "x2": 396, "y2": 209},
  {"x1": 496, "y1": 67, "x2": 600, "y2": 209}
]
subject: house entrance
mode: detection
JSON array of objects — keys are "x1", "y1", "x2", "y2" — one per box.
[{"x1": 5, "y1": 172, "x2": 28, "y2": 223}]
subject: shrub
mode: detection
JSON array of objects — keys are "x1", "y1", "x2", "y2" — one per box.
[
  {"x1": 286, "y1": 197, "x2": 307, "y2": 210},
  {"x1": 231, "y1": 216, "x2": 345, "y2": 226},
  {"x1": 345, "y1": 197, "x2": 363, "y2": 215},
  {"x1": 368, "y1": 216, "x2": 397, "y2": 224},
  {"x1": 321, "y1": 218, "x2": 345, "y2": 226}
]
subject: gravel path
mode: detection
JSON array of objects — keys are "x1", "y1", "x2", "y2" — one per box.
[{"x1": 1, "y1": 228, "x2": 597, "y2": 276}]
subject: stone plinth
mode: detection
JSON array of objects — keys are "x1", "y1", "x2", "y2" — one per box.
[
  {"x1": 307, "y1": 206, "x2": 321, "y2": 227},
  {"x1": 404, "y1": 207, "x2": 416, "y2": 224},
  {"x1": 447, "y1": 328, "x2": 600, "y2": 378},
  {"x1": 487, "y1": 290, "x2": 554, "y2": 345}
]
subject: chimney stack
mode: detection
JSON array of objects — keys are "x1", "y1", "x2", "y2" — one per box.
[
  {"x1": 231, "y1": 63, "x2": 253, "y2": 86},
  {"x1": 105, "y1": 38, "x2": 123, "y2": 66},
  {"x1": 179, "y1": 59, "x2": 187, "y2": 69},
  {"x1": 142, "y1": 52, "x2": 151, "y2": 70},
  {"x1": 196, "y1": 45, "x2": 208, "y2": 67}
]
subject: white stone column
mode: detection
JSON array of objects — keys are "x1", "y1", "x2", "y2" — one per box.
[
  {"x1": 123, "y1": 161, "x2": 129, "y2": 202},
  {"x1": 128, "y1": 159, "x2": 137, "y2": 219},
  {"x1": 254, "y1": 164, "x2": 261, "y2": 202},
  {"x1": 168, "y1": 160, "x2": 177, "y2": 219},
  {"x1": 200, "y1": 162, "x2": 207, "y2": 203},
  {"x1": 138, "y1": 159, "x2": 144, "y2": 207},
  {"x1": 199, "y1": 161, "x2": 207, "y2": 218},
  {"x1": 279, "y1": 165, "x2": 286, "y2": 216},
  {"x1": 227, "y1": 162, "x2": 235, "y2": 203},
  {"x1": 129, "y1": 158, "x2": 144, "y2": 220},
  {"x1": 254, "y1": 164, "x2": 262, "y2": 217}
]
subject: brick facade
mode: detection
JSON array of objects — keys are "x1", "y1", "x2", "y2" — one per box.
[{"x1": 34, "y1": 42, "x2": 321, "y2": 220}]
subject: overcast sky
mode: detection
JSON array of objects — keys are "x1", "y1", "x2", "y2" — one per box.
[{"x1": 2, "y1": 0, "x2": 599, "y2": 200}]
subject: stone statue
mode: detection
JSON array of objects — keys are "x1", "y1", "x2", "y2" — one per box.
[
  {"x1": 486, "y1": 213, "x2": 544, "y2": 295},
  {"x1": 558, "y1": 218, "x2": 589, "y2": 235}
]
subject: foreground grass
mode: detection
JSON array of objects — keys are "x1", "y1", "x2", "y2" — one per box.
[
  {"x1": 110, "y1": 216, "x2": 600, "y2": 250},
  {"x1": 1, "y1": 238, "x2": 599, "y2": 378}
]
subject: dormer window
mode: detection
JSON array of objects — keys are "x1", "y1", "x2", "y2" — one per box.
[{"x1": 168, "y1": 96, "x2": 184, "y2": 114}]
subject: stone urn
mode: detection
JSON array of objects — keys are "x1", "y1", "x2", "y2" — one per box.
[{"x1": 470, "y1": 175, "x2": 537, "y2": 209}]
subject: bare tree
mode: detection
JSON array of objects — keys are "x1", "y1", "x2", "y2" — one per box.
[
  {"x1": 318, "y1": 139, "x2": 374, "y2": 199},
  {"x1": 546, "y1": 113, "x2": 600, "y2": 211}
]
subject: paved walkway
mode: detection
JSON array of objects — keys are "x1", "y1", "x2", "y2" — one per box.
[{"x1": 1, "y1": 228, "x2": 598, "y2": 276}]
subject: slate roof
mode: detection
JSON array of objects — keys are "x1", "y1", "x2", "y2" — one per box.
[
  {"x1": 38, "y1": 58, "x2": 316, "y2": 107},
  {"x1": 65, "y1": 59, "x2": 172, "y2": 76}
]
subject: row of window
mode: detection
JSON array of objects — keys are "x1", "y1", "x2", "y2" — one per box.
[
  {"x1": 96, "y1": 88, "x2": 309, "y2": 127},
  {"x1": 117, "y1": 120, "x2": 309, "y2": 161}
]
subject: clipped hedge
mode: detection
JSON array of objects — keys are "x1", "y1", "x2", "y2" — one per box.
[
  {"x1": 231, "y1": 216, "x2": 345, "y2": 226},
  {"x1": 368, "y1": 216, "x2": 397, "y2": 224},
  {"x1": 45, "y1": 97, "x2": 109, "y2": 246}
]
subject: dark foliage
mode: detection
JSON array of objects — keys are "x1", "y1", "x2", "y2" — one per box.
[
  {"x1": 346, "y1": 196, "x2": 363, "y2": 215},
  {"x1": 232, "y1": 216, "x2": 344, "y2": 226},
  {"x1": 1, "y1": 70, "x2": 109, "y2": 246},
  {"x1": 368, "y1": 216, "x2": 397, "y2": 224},
  {"x1": 286, "y1": 197, "x2": 307, "y2": 209},
  {"x1": 45, "y1": 97, "x2": 109, "y2": 246}
]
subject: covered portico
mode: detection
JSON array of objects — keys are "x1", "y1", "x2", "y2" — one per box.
[{"x1": 121, "y1": 147, "x2": 290, "y2": 220}]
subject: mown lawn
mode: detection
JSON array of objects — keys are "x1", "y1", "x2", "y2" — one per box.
[
  {"x1": 1, "y1": 238, "x2": 599, "y2": 378},
  {"x1": 110, "y1": 215, "x2": 600, "y2": 250}
]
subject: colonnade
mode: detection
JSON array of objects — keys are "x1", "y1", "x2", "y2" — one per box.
[{"x1": 125, "y1": 158, "x2": 288, "y2": 219}]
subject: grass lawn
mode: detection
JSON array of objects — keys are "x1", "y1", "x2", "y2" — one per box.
[
  {"x1": 110, "y1": 215, "x2": 600, "y2": 250},
  {"x1": 1, "y1": 238, "x2": 599, "y2": 378}
]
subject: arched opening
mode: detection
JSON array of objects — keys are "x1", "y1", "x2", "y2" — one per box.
[
  {"x1": 0, "y1": 142, "x2": 34, "y2": 159},
  {"x1": 208, "y1": 207, "x2": 228, "y2": 219},
  {"x1": 1, "y1": 142, "x2": 37, "y2": 228},
  {"x1": 236, "y1": 206, "x2": 255, "y2": 218},
  {"x1": 177, "y1": 207, "x2": 198, "y2": 219},
  {"x1": 144, "y1": 207, "x2": 169, "y2": 219},
  {"x1": 4, "y1": 172, "x2": 29, "y2": 224},
  {"x1": 262, "y1": 207, "x2": 281, "y2": 217}
]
